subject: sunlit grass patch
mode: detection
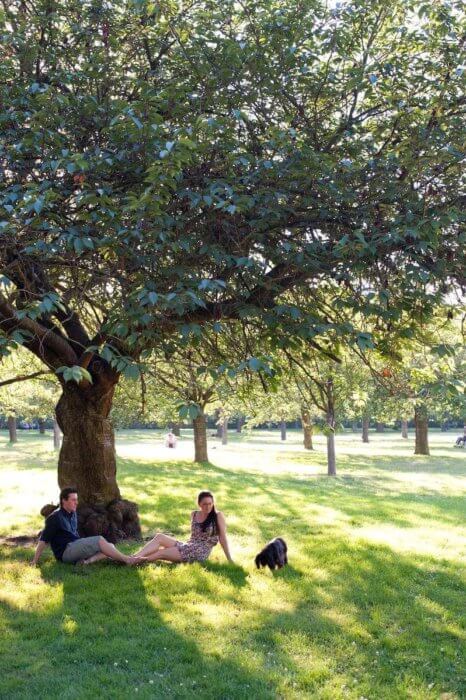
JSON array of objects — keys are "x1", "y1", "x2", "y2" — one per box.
[{"x1": 0, "y1": 428, "x2": 465, "y2": 698}]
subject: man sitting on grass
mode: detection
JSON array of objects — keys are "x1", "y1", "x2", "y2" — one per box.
[{"x1": 31, "y1": 487, "x2": 143, "y2": 566}]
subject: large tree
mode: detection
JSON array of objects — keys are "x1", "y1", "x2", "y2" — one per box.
[{"x1": 1, "y1": 0, "x2": 464, "y2": 527}]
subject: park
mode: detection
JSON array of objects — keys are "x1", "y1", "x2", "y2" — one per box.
[{"x1": 0, "y1": 0, "x2": 465, "y2": 698}]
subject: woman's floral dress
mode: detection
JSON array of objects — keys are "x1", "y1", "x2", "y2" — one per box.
[{"x1": 176, "y1": 511, "x2": 219, "y2": 563}]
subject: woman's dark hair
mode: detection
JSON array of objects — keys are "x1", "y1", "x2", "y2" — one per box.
[
  {"x1": 60, "y1": 487, "x2": 77, "y2": 506},
  {"x1": 197, "y1": 491, "x2": 217, "y2": 533}
]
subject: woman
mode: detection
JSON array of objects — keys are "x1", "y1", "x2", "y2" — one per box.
[{"x1": 134, "y1": 491, "x2": 233, "y2": 564}]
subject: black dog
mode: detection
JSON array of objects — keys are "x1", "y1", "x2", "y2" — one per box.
[{"x1": 255, "y1": 537, "x2": 288, "y2": 570}]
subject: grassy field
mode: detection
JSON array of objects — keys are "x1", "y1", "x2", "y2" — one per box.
[{"x1": 0, "y1": 428, "x2": 465, "y2": 699}]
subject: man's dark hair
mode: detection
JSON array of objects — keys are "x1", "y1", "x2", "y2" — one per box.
[{"x1": 59, "y1": 487, "x2": 78, "y2": 506}]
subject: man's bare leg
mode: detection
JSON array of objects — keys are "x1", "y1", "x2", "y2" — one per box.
[
  {"x1": 92, "y1": 537, "x2": 145, "y2": 565},
  {"x1": 82, "y1": 552, "x2": 108, "y2": 565}
]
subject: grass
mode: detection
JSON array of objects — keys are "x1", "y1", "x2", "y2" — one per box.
[{"x1": 0, "y1": 427, "x2": 465, "y2": 699}]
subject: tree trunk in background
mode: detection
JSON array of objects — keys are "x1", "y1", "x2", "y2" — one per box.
[
  {"x1": 280, "y1": 419, "x2": 286, "y2": 441},
  {"x1": 38, "y1": 418, "x2": 46, "y2": 434},
  {"x1": 193, "y1": 412, "x2": 208, "y2": 462},
  {"x1": 301, "y1": 409, "x2": 314, "y2": 450},
  {"x1": 362, "y1": 417, "x2": 369, "y2": 443},
  {"x1": 414, "y1": 405, "x2": 430, "y2": 455},
  {"x1": 326, "y1": 379, "x2": 337, "y2": 475},
  {"x1": 53, "y1": 417, "x2": 62, "y2": 450},
  {"x1": 54, "y1": 359, "x2": 141, "y2": 541},
  {"x1": 375, "y1": 422, "x2": 385, "y2": 432},
  {"x1": 221, "y1": 416, "x2": 228, "y2": 445},
  {"x1": 214, "y1": 408, "x2": 222, "y2": 437},
  {"x1": 236, "y1": 415, "x2": 244, "y2": 433},
  {"x1": 171, "y1": 423, "x2": 181, "y2": 437},
  {"x1": 8, "y1": 415, "x2": 17, "y2": 443},
  {"x1": 352, "y1": 420, "x2": 358, "y2": 432},
  {"x1": 401, "y1": 419, "x2": 409, "y2": 439}
]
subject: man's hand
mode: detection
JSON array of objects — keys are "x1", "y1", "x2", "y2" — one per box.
[{"x1": 31, "y1": 540, "x2": 47, "y2": 565}]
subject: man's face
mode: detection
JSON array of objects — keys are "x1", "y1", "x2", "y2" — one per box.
[{"x1": 62, "y1": 493, "x2": 78, "y2": 512}]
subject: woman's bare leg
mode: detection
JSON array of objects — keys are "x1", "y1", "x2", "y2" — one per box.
[
  {"x1": 134, "y1": 533, "x2": 179, "y2": 557},
  {"x1": 144, "y1": 546, "x2": 183, "y2": 563}
]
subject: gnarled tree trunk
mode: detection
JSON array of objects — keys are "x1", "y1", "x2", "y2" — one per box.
[
  {"x1": 54, "y1": 361, "x2": 141, "y2": 541},
  {"x1": 8, "y1": 414, "x2": 17, "y2": 443},
  {"x1": 193, "y1": 412, "x2": 208, "y2": 462},
  {"x1": 414, "y1": 405, "x2": 430, "y2": 455},
  {"x1": 301, "y1": 409, "x2": 313, "y2": 450},
  {"x1": 362, "y1": 416, "x2": 369, "y2": 443}
]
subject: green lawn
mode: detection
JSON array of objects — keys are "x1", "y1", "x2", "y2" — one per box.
[{"x1": 0, "y1": 428, "x2": 465, "y2": 699}]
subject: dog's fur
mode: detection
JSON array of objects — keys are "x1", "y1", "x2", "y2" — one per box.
[{"x1": 255, "y1": 537, "x2": 288, "y2": 570}]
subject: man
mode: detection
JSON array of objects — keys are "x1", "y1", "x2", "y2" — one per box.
[{"x1": 31, "y1": 487, "x2": 143, "y2": 566}]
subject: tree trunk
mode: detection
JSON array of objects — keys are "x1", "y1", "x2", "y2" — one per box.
[
  {"x1": 280, "y1": 418, "x2": 286, "y2": 441},
  {"x1": 352, "y1": 420, "x2": 358, "y2": 432},
  {"x1": 171, "y1": 423, "x2": 181, "y2": 437},
  {"x1": 193, "y1": 412, "x2": 208, "y2": 462},
  {"x1": 53, "y1": 417, "x2": 62, "y2": 450},
  {"x1": 362, "y1": 417, "x2": 369, "y2": 443},
  {"x1": 8, "y1": 415, "x2": 17, "y2": 443},
  {"x1": 414, "y1": 405, "x2": 430, "y2": 455},
  {"x1": 326, "y1": 433, "x2": 336, "y2": 476},
  {"x1": 375, "y1": 422, "x2": 385, "y2": 433},
  {"x1": 301, "y1": 409, "x2": 313, "y2": 450},
  {"x1": 53, "y1": 363, "x2": 141, "y2": 541},
  {"x1": 38, "y1": 418, "x2": 46, "y2": 434},
  {"x1": 401, "y1": 419, "x2": 409, "y2": 439},
  {"x1": 236, "y1": 415, "x2": 244, "y2": 433},
  {"x1": 221, "y1": 416, "x2": 228, "y2": 445},
  {"x1": 214, "y1": 408, "x2": 222, "y2": 437},
  {"x1": 326, "y1": 379, "x2": 337, "y2": 475}
]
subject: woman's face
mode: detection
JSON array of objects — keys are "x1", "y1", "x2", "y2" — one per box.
[{"x1": 199, "y1": 497, "x2": 214, "y2": 514}]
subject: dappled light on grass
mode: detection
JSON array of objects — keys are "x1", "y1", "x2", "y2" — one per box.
[{"x1": 0, "y1": 429, "x2": 465, "y2": 698}]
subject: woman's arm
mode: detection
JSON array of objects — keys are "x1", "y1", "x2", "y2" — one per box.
[{"x1": 216, "y1": 512, "x2": 234, "y2": 563}]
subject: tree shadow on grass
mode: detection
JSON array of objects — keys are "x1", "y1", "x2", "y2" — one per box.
[{"x1": 0, "y1": 548, "x2": 275, "y2": 699}]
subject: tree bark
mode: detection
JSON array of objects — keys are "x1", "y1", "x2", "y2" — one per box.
[
  {"x1": 280, "y1": 418, "x2": 286, "y2": 441},
  {"x1": 52, "y1": 361, "x2": 141, "y2": 541},
  {"x1": 193, "y1": 412, "x2": 208, "y2": 462},
  {"x1": 326, "y1": 378, "x2": 337, "y2": 475},
  {"x1": 53, "y1": 417, "x2": 62, "y2": 450},
  {"x1": 38, "y1": 418, "x2": 46, "y2": 435},
  {"x1": 56, "y1": 379, "x2": 120, "y2": 504},
  {"x1": 221, "y1": 416, "x2": 228, "y2": 445},
  {"x1": 401, "y1": 419, "x2": 409, "y2": 439},
  {"x1": 236, "y1": 415, "x2": 244, "y2": 433},
  {"x1": 8, "y1": 415, "x2": 17, "y2": 443},
  {"x1": 375, "y1": 422, "x2": 385, "y2": 433},
  {"x1": 214, "y1": 408, "x2": 222, "y2": 437},
  {"x1": 362, "y1": 416, "x2": 369, "y2": 443},
  {"x1": 301, "y1": 409, "x2": 313, "y2": 450},
  {"x1": 414, "y1": 405, "x2": 430, "y2": 455},
  {"x1": 326, "y1": 433, "x2": 336, "y2": 476}
]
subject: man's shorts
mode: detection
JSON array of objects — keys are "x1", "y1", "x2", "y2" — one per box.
[{"x1": 62, "y1": 536, "x2": 102, "y2": 563}]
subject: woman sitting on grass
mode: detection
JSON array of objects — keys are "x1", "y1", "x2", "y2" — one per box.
[{"x1": 134, "y1": 491, "x2": 233, "y2": 564}]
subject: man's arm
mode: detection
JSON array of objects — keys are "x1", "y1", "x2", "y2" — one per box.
[{"x1": 31, "y1": 540, "x2": 48, "y2": 565}]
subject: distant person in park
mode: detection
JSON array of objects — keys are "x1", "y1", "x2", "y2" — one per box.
[
  {"x1": 165, "y1": 431, "x2": 177, "y2": 448},
  {"x1": 31, "y1": 487, "x2": 144, "y2": 566},
  {"x1": 133, "y1": 490, "x2": 234, "y2": 564}
]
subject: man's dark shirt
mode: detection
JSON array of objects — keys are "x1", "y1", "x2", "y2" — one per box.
[{"x1": 40, "y1": 507, "x2": 80, "y2": 560}]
